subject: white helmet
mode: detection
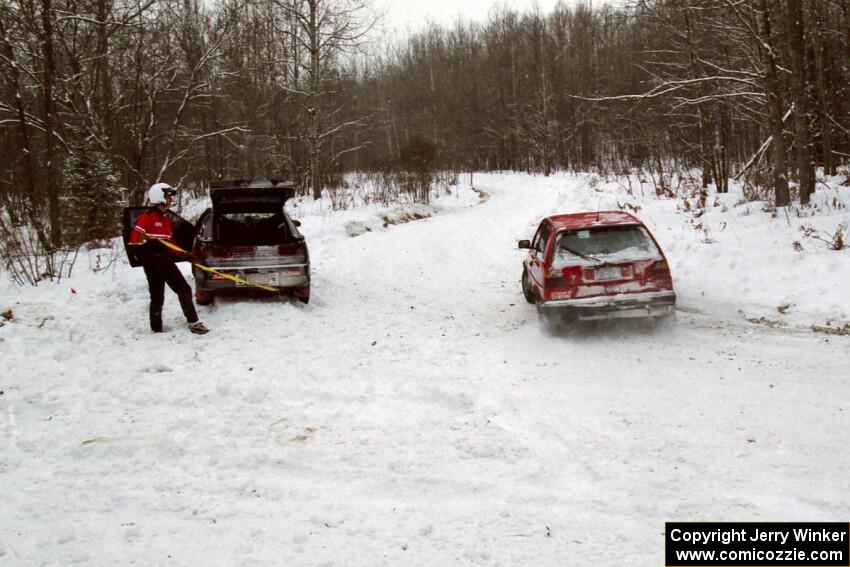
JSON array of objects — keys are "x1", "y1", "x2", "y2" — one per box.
[{"x1": 148, "y1": 182, "x2": 176, "y2": 205}]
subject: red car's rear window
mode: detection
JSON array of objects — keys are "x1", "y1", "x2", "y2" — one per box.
[{"x1": 552, "y1": 225, "x2": 660, "y2": 265}]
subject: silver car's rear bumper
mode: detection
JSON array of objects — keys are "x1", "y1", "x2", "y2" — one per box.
[
  {"x1": 537, "y1": 290, "x2": 676, "y2": 320},
  {"x1": 194, "y1": 264, "x2": 309, "y2": 290}
]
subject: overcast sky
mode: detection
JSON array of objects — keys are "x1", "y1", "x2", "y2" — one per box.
[{"x1": 374, "y1": 0, "x2": 576, "y2": 35}]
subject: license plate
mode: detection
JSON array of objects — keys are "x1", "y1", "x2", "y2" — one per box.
[
  {"x1": 234, "y1": 273, "x2": 268, "y2": 286},
  {"x1": 595, "y1": 266, "x2": 620, "y2": 280},
  {"x1": 245, "y1": 273, "x2": 270, "y2": 285}
]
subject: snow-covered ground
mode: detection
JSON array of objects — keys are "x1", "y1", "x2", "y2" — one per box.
[{"x1": 1, "y1": 172, "x2": 848, "y2": 566}]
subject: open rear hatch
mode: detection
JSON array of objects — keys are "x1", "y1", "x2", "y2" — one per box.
[
  {"x1": 201, "y1": 179, "x2": 307, "y2": 272},
  {"x1": 210, "y1": 179, "x2": 296, "y2": 210}
]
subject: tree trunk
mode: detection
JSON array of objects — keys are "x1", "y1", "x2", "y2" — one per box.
[
  {"x1": 41, "y1": 0, "x2": 62, "y2": 246},
  {"x1": 309, "y1": 0, "x2": 321, "y2": 200},
  {"x1": 786, "y1": 0, "x2": 816, "y2": 204},
  {"x1": 96, "y1": 0, "x2": 112, "y2": 138},
  {"x1": 810, "y1": 0, "x2": 835, "y2": 176},
  {"x1": 757, "y1": 0, "x2": 790, "y2": 207}
]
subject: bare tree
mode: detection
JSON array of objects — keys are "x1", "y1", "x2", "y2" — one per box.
[
  {"x1": 754, "y1": 0, "x2": 790, "y2": 206},
  {"x1": 41, "y1": 0, "x2": 62, "y2": 245},
  {"x1": 786, "y1": 0, "x2": 816, "y2": 204},
  {"x1": 271, "y1": 0, "x2": 379, "y2": 198}
]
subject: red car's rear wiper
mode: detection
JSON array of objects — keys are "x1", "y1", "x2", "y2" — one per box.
[{"x1": 559, "y1": 245, "x2": 602, "y2": 263}]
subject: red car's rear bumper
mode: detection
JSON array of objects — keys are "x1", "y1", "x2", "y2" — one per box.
[{"x1": 537, "y1": 290, "x2": 676, "y2": 320}]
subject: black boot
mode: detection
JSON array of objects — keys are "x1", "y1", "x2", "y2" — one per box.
[{"x1": 150, "y1": 308, "x2": 163, "y2": 333}]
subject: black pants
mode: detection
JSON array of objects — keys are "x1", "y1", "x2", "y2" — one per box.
[{"x1": 143, "y1": 261, "x2": 198, "y2": 332}]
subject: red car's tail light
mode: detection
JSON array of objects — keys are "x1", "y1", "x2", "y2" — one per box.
[
  {"x1": 545, "y1": 266, "x2": 585, "y2": 289},
  {"x1": 544, "y1": 268, "x2": 567, "y2": 288},
  {"x1": 648, "y1": 259, "x2": 673, "y2": 288}
]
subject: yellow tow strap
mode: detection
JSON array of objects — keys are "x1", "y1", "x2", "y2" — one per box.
[{"x1": 157, "y1": 239, "x2": 278, "y2": 292}]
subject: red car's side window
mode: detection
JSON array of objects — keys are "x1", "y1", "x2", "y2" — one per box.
[{"x1": 531, "y1": 223, "x2": 552, "y2": 259}]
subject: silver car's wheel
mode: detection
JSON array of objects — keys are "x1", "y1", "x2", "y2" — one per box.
[{"x1": 195, "y1": 287, "x2": 215, "y2": 306}]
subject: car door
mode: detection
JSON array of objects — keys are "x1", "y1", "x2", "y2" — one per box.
[{"x1": 527, "y1": 221, "x2": 551, "y2": 295}]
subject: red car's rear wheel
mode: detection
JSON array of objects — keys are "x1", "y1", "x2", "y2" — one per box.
[{"x1": 521, "y1": 268, "x2": 535, "y2": 304}]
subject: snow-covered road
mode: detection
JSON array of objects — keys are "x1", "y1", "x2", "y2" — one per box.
[{"x1": 2, "y1": 173, "x2": 848, "y2": 565}]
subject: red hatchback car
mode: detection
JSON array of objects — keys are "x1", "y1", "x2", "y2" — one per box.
[{"x1": 519, "y1": 211, "x2": 676, "y2": 322}]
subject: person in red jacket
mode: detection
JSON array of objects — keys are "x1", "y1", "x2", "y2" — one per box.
[{"x1": 130, "y1": 182, "x2": 209, "y2": 334}]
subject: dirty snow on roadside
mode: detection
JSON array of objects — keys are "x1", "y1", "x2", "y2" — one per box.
[{"x1": 1, "y1": 173, "x2": 848, "y2": 566}]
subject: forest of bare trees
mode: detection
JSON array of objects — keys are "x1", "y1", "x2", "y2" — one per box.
[
  {"x1": 1, "y1": 0, "x2": 849, "y2": 282},
  {"x1": 365, "y1": 0, "x2": 850, "y2": 205}
]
